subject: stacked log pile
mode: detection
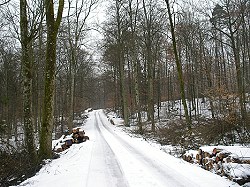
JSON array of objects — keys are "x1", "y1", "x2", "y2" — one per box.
[
  {"x1": 183, "y1": 148, "x2": 240, "y2": 172},
  {"x1": 53, "y1": 127, "x2": 89, "y2": 153},
  {"x1": 182, "y1": 147, "x2": 250, "y2": 185}
]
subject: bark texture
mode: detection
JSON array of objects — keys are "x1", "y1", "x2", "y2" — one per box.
[
  {"x1": 20, "y1": 0, "x2": 37, "y2": 163},
  {"x1": 39, "y1": 0, "x2": 64, "y2": 160}
]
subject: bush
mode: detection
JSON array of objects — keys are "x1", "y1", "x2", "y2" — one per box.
[{"x1": 0, "y1": 150, "x2": 41, "y2": 187}]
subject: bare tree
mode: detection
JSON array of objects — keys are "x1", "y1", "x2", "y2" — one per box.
[
  {"x1": 20, "y1": 0, "x2": 43, "y2": 163},
  {"x1": 39, "y1": 0, "x2": 64, "y2": 160},
  {"x1": 127, "y1": 0, "x2": 142, "y2": 132},
  {"x1": 164, "y1": 0, "x2": 191, "y2": 128},
  {"x1": 0, "y1": 0, "x2": 11, "y2": 6},
  {"x1": 65, "y1": 0, "x2": 98, "y2": 131},
  {"x1": 211, "y1": 0, "x2": 247, "y2": 126}
]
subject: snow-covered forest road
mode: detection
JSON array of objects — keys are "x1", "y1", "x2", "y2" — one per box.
[
  {"x1": 85, "y1": 111, "x2": 127, "y2": 186},
  {"x1": 90, "y1": 110, "x2": 195, "y2": 187},
  {"x1": 15, "y1": 110, "x2": 239, "y2": 187}
]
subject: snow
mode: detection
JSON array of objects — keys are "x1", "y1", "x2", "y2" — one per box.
[
  {"x1": 12, "y1": 109, "x2": 241, "y2": 187},
  {"x1": 200, "y1": 146, "x2": 250, "y2": 160},
  {"x1": 224, "y1": 163, "x2": 250, "y2": 179}
]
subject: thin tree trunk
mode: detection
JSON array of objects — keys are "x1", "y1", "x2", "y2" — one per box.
[
  {"x1": 228, "y1": 25, "x2": 246, "y2": 124},
  {"x1": 116, "y1": 0, "x2": 129, "y2": 126},
  {"x1": 20, "y1": 0, "x2": 37, "y2": 164},
  {"x1": 165, "y1": 0, "x2": 191, "y2": 128},
  {"x1": 128, "y1": 0, "x2": 142, "y2": 132},
  {"x1": 119, "y1": 52, "x2": 129, "y2": 126},
  {"x1": 142, "y1": 0, "x2": 155, "y2": 132}
]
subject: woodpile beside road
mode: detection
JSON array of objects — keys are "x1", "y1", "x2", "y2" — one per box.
[
  {"x1": 53, "y1": 127, "x2": 89, "y2": 153},
  {"x1": 182, "y1": 147, "x2": 250, "y2": 185}
]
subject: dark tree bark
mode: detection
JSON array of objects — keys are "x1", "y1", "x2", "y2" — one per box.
[
  {"x1": 39, "y1": 0, "x2": 64, "y2": 160},
  {"x1": 127, "y1": 0, "x2": 142, "y2": 132},
  {"x1": 20, "y1": 0, "x2": 37, "y2": 164},
  {"x1": 142, "y1": 0, "x2": 155, "y2": 132},
  {"x1": 115, "y1": 0, "x2": 129, "y2": 126},
  {"x1": 165, "y1": 0, "x2": 191, "y2": 128}
]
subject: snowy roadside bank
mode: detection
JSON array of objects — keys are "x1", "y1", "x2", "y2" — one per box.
[{"x1": 13, "y1": 110, "x2": 242, "y2": 187}]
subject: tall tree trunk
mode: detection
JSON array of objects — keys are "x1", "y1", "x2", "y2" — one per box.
[
  {"x1": 20, "y1": 0, "x2": 37, "y2": 164},
  {"x1": 142, "y1": 0, "x2": 155, "y2": 132},
  {"x1": 39, "y1": 0, "x2": 64, "y2": 160},
  {"x1": 66, "y1": 39, "x2": 76, "y2": 132},
  {"x1": 231, "y1": 36, "x2": 246, "y2": 123},
  {"x1": 128, "y1": 0, "x2": 142, "y2": 132},
  {"x1": 165, "y1": 0, "x2": 191, "y2": 128},
  {"x1": 228, "y1": 20, "x2": 246, "y2": 125},
  {"x1": 116, "y1": 0, "x2": 129, "y2": 126},
  {"x1": 119, "y1": 51, "x2": 129, "y2": 126},
  {"x1": 68, "y1": 62, "x2": 75, "y2": 131}
]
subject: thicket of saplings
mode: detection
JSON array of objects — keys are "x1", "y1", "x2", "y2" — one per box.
[{"x1": 140, "y1": 113, "x2": 250, "y2": 153}]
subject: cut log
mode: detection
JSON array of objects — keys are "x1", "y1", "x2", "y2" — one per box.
[
  {"x1": 204, "y1": 152, "x2": 211, "y2": 158},
  {"x1": 52, "y1": 127, "x2": 89, "y2": 153}
]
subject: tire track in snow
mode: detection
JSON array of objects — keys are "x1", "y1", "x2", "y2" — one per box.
[
  {"x1": 97, "y1": 110, "x2": 198, "y2": 187},
  {"x1": 85, "y1": 111, "x2": 128, "y2": 187}
]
